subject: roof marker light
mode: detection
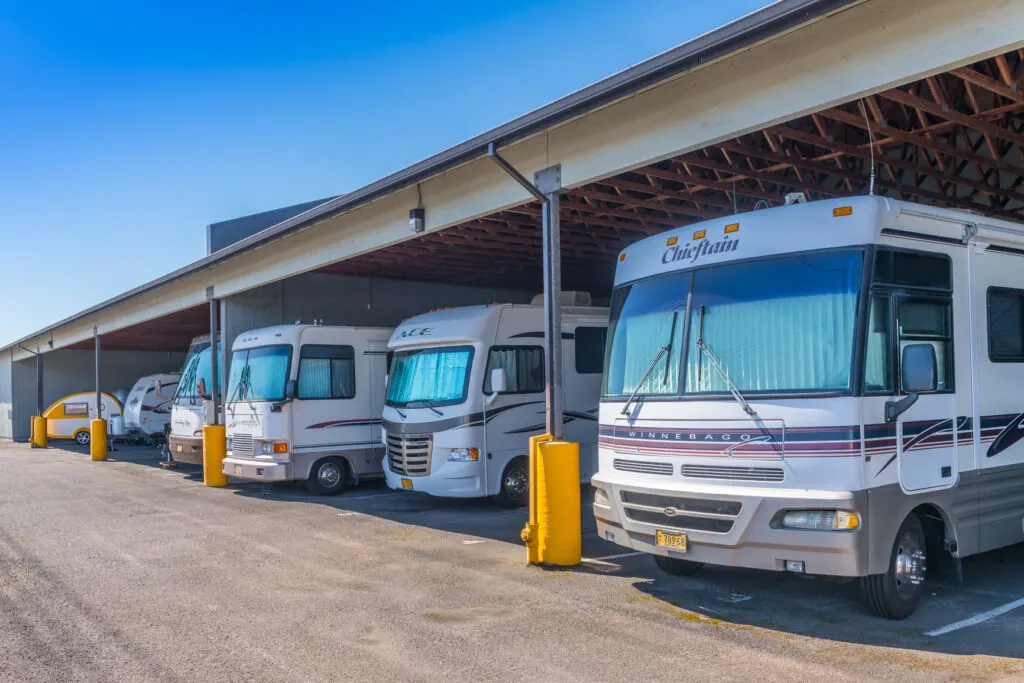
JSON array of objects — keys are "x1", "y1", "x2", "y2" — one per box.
[
  {"x1": 666, "y1": 236, "x2": 678, "y2": 246},
  {"x1": 693, "y1": 229, "x2": 706, "y2": 240},
  {"x1": 833, "y1": 206, "x2": 853, "y2": 217},
  {"x1": 725, "y1": 223, "x2": 739, "y2": 234},
  {"x1": 618, "y1": 253, "x2": 626, "y2": 262}
]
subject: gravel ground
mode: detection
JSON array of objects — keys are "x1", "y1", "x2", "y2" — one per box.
[{"x1": 0, "y1": 441, "x2": 1021, "y2": 682}]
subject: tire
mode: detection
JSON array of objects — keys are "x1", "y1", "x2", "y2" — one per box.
[
  {"x1": 494, "y1": 457, "x2": 529, "y2": 508},
  {"x1": 653, "y1": 554, "x2": 704, "y2": 577},
  {"x1": 860, "y1": 514, "x2": 927, "y2": 620},
  {"x1": 306, "y1": 457, "x2": 348, "y2": 496},
  {"x1": 75, "y1": 430, "x2": 91, "y2": 446}
]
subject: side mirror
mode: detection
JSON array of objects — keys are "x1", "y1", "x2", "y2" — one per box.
[
  {"x1": 886, "y1": 344, "x2": 937, "y2": 422},
  {"x1": 285, "y1": 379, "x2": 297, "y2": 399},
  {"x1": 153, "y1": 379, "x2": 162, "y2": 393},
  {"x1": 489, "y1": 367, "x2": 508, "y2": 394},
  {"x1": 196, "y1": 378, "x2": 207, "y2": 396}
]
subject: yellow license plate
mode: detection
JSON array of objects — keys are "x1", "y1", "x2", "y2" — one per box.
[
  {"x1": 656, "y1": 530, "x2": 688, "y2": 552},
  {"x1": 234, "y1": 465, "x2": 242, "y2": 475},
  {"x1": 401, "y1": 478, "x2": 413, "y2": 490},
  {"x1": 176, "y1": 444, "x2": 183, "y2": 453}
]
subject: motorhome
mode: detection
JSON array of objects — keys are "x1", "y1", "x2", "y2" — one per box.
[
  {"x1": 382, "y1": 295, "x2": 608, "y2": 507},
  {"x1": 123, "y1": 373, "x2": 179, "y2": 445},
  {"x1": 168, "y1": 334, "x2": 221, "y2": 464},
  {"x1": 592, "y1": 195, "x2": 1024, "y2": 619},
  {"x1": 221, "y1": 324, "x2": 392, "y2": 495},
  {"x1": 43, "y1": 391, "x2": 123, "y2": 445}
]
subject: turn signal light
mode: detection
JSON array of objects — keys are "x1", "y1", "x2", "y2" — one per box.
[
  {"x1": 273, "y1": 442, "x2": 288, "y2": 454},
  {"x1": 833, "y1": 206, "x2": 853, "y2": 217}
]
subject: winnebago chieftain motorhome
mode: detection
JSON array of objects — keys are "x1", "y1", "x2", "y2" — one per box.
[
  {"x1": 592, "y1": 195, "x2": 1024, "y2": 619},
  {"x1": 221, "y1": 324, "x2": 392, "y2": 495},
  {"x1": 169, "y1": 334, "x2": 221, "y2": 464},
  {"x1": 383, "y1": 296, "x2": 608, "y2": 507}
]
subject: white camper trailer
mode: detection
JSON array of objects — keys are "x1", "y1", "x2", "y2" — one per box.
[
  {"x1": 123, "y1": 373, "x2": 180, "y2": 444},
  {"x1": 593, "y1": 195, "x2": 1024, "y2": 619},
  {"x1": 169, "y1": 334, "x2": 221, "y2": 464},
  {"x1": 43, "y1": 391, "x2": 123, "y2": 445},
  {"x1": 382, "y1": 296, "x2": 608, "y2": 507},
  {"x1": 221, "y1": 324, "x2": 392, "y2": 495}
]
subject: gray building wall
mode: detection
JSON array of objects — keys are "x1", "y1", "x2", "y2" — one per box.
[{"x1": 0, "y1": 352, "x2": 13, "y2": 440}]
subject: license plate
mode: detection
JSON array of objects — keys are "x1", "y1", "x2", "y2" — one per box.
[
  {"x1": 401, "y1": 478, "x2": 413, "y2": 490},
  {"x1": 656, "y1": 530, "x2": 688, "y2": 552},
  {"x1": 176, "y1": 444, "x2": 183, "y2": 453},
  {"x1": 234, "y1": 465, "x2": 242, "y2": 475}
]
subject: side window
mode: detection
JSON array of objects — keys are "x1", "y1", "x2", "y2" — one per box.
[
  {"x1": 574, "y1": 326, "x2": 607, "y2": 375},
  {"x1": 64, "y1": 402, "x2": 89, "y2": 417},
  {"x1": 298, "y1": 345, "x2": 355, "y2": 399},
  {"x1": 864, "y1": 296, "x2": 893, "y2": 393},
  {"x1": 484, "y1": 346, "x2": 544, "y2": 394},
  {"x1": 897, "y1": 298, "x2": 953, "y2": 392},
  {"x1": 987, "y1": 287, "x2": 1024, "y2": 362}
]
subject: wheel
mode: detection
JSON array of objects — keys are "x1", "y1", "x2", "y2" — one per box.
[
  {"x1": 652, "y1": 554, "x2": 704, "y2": 577},
  {"x1": 860, "y1": 514, "x2": 927, "y2": 620},
  {"x1": 494, "y1": 457, "x2": 529, "y2": 508},
  {"x1": 75, "y1": 430, "x2": 91, "y2": 446},
  {"x1": 144, "y1": 436, "x2": 156, "y2": 448},
  {"x1": 306, "y1": 457, "x2": 348, "y2": 496}
]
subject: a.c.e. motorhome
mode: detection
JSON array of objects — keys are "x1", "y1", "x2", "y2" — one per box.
[{"x1": 382, "y1": 295, "x2": 608, "y2": 507}]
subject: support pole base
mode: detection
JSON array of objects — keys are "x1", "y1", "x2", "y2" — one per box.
[
  {"x1": 90, "y1": 419, "x2": 108, "y2": 461},
  {"x1": 202, "y1": 425, "x2": 228, "y2": 487}
]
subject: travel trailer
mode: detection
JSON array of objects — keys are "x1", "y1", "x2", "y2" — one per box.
[
  {"x1": 382, "y1": 296, "x2": 608, "y2": 507},
  {"x1": 221, "y1": 324, "x2": 392, "y2": 494},
  {"x1": 169, "y1": 334, "x2": 221, "y2": 464},
  {"x1": 123, "y1": 373, "x2": 180, "y2": 444},
  {"x1": 43, "y1": 391, "x2": 123, "y2": 445},
  {"x1": 592, "y1": 195, "x2": 1024, "y2": 619}
]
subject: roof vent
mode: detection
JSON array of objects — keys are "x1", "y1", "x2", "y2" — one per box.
[{"x1": 530, "y1": 291, "x2": 591, "y2": 306}]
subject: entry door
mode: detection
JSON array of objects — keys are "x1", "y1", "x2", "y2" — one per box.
[
  {"x1": 366, "y1": 341, "x2": 390, "y2": 456},
  {"x1": 896, "y1": 296, "x2": 958, "y2": 492}
]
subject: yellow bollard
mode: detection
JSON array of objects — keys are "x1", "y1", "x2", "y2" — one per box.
[
  {"x1": 202, "y1": 424, "x2": 228, "y2": 487},
  {"x1": 90, "y1": 419, "x2": 107, "y2": 461},
  {"x1": 522, "y1": 434, "x2": 581, "y2": 566},
  {"x1": 31, "y1": 416, "x2": 48, "y2": 448}
]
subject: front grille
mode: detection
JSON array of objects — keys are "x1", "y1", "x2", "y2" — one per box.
[
  {"x1": 624, "y1": 508, "x2": 734, "y2": 533},
  {"x1": 682, "y1": 464, "x2": 784, "y2": 482},
  {"x1": 232, "y1": 433, "x2": 254, "y2": 456},
  {"x1": 386, "y1": 432, "x2": 432, "y2": 476},
  {"x1": 613, "y1": 459, "x2": 673, "y2": 476},
  {"x1": 620, "y1": 491, "x2": 741, "y2": 516}
]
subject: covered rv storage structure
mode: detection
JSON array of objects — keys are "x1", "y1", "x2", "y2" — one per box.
[{"x1": 2, "y1": 0, "x2": 1024, "y2": 442}]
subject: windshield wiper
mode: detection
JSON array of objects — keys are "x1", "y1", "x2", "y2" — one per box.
[
  {"x1": 415, "y1": 399, "x2": 444, "y2": 417},
  {"x1": 621, "y1": 311, "x2": 678, "y2": 415},
  {"x1": 696, "y1": 305, "x2": 781, "y2": 455}
]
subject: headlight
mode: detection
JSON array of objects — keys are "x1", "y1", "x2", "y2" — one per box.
[
  {"x1": 593, "y1": 488, "x2": 611, "y2": 506},
  {"x1": 447, "y1": 447, "x2": 479, "y2": 462},
  {"x1": 261, "y1": 442, "x2": 289, "y2": 455},
  {"x1": 780, "y1": 510, "x2": 860, "y2": 531}
]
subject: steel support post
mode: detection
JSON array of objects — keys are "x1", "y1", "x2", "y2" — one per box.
[
  {"x1": 208, "y1": 296, "x2": 220, "y2": 426},
  {"x1": 94, "y1": 329, "x2": 101, "y2": 417},
  {"x1": 536, "y1": 165, "x2": 563, "y2": 439}
]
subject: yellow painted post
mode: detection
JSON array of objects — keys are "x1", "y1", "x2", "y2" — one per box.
[
  {"x1": 521, "y1": 433, "x2": 551, "y2": 565},
  {"x1": 203, "y1": 424, "x2": 228, "y2": 487},
  {"x1": 31, "y1": 416, "x2": 48, "y2": 448},
  {"x1": 90, "y1": 419, "x2": 107, "y2": 461},
  {"x1": 535, "y1": 440, "x2": 581, "y2": 566}
]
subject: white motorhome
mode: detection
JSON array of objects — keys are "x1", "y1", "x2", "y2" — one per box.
[
  {"x1": 221, "y1": 324, "x2": 392, "y2": 495},
  {"x1": 592, "y1": 195, "x2": 1024, "y2": 619},
  {"x1": 382, "y1": 295, "x2": 608, "y2": 507},
  {"x1": 123, "y1": 373, "x2": 180, "y2": 444},
  {"x1": 169, "y1": 334, "x2": 221, "y2": 464}
]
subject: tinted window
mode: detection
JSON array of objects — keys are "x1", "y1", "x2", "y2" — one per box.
[
  {"x1": 298, "y1": 345, "x2": 355, "y2": 399},
  {"x1": 485, "y1": 346, "x2": 544, "y2": 394},
  {"x1": 897, "y1": 298, "x2": 953, "y2": 392},
  {"x1": 988, "y1": 287, "x2": 1024, "y2": 362},
  {"x1": 864, "y1": 296, "x2": 893, "y2": 393},
  {"x1": 64, "y1": 402, "x2": 89, "y2": 416},
  {"x1": 874, "y1": 250, "x2": 951, "y2": 290},
  {"x1": 575, "y1": 327, "x2": 607, "y2": 375}
]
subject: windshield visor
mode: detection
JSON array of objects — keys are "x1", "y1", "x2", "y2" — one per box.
[
  {"x1": 603, "y1": 249, "x2": 864, "y2": 398},
  {"x1": 227, "y1": 345, "x2": 292, "y2": 402},
  {"x1": 386, "y1": 346, "x2": 474, "y2": 408}
]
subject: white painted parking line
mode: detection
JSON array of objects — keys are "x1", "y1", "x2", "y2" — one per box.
[
  {"x1": 336, "y1": 512, "x2": 360, "y2": 517},
  {"x1": 581, "y1": 551, "x2": 646, "y2": 566},
  {"x1": 924, "y1": 598, "x2": 1024, "y2": 637},
  {"x1": 461, "y1": 539, "x2": 486, "y2": 545}
]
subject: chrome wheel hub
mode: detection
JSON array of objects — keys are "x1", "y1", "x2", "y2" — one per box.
[
  {"x1": 894, "y1": 531, "x2": 927, "y2": 598},
  {"x1": 504, "y1": 466, "x2": 528, "y2": 498},
  {"x1": 318, "y1": 463, "x2": 341, "y2": 488}
]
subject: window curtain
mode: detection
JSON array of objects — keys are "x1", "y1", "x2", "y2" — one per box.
[
  {"x1": 605, "y1": 312, "x2": 683, "y2": 396},
  {"x1": 388, "y1": 350, "x2": 469, "y2": 403},
  {"x1": 299, "y1": 358, "x2": 331, "y2": 398},
  {"x1": 331, "y1": 358, "x2": 355, "y2": 398},
  {"x1": 486, "y1": 348, "x2": 544, "y2": 393}
]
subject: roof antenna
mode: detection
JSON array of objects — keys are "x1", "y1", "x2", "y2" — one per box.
[
  {"x1": 732, "y1": 177, "x2": 738, "y2": 215},
  {"x1": 861, "y1": 98, "x2": 876, "y2": 196}
]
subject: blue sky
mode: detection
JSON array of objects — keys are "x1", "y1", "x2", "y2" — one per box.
[{"x1": 0, "y1": 0, "x2": 766, "y2": 346}]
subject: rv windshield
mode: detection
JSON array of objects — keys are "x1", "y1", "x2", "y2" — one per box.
[
  {"x1": 175, "y1": 343, "x2": 211, "y2": 400},
  {"x1": 386, "y1": 346, "x2": 474, "y2": 408},
  {"x1": 603, "y1": 249, "x2": 863, "y2": 398},
  {"x1": 227, "y1": 345, "x2": 293, "y2": 402}
]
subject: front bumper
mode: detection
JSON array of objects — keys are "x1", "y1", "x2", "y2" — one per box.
[
  {"x1": 383, "y1": 460, "x2": 485, "y2": 497},
  {"x1": 591, "y1": 473, "x2": 868, "y2": 577},
  {"x1": 168, "y1": 434, "x2": 203, "y2": 465},
  {"x1": 222, "y1": 455, "x2": 289, "y2": 482}
]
